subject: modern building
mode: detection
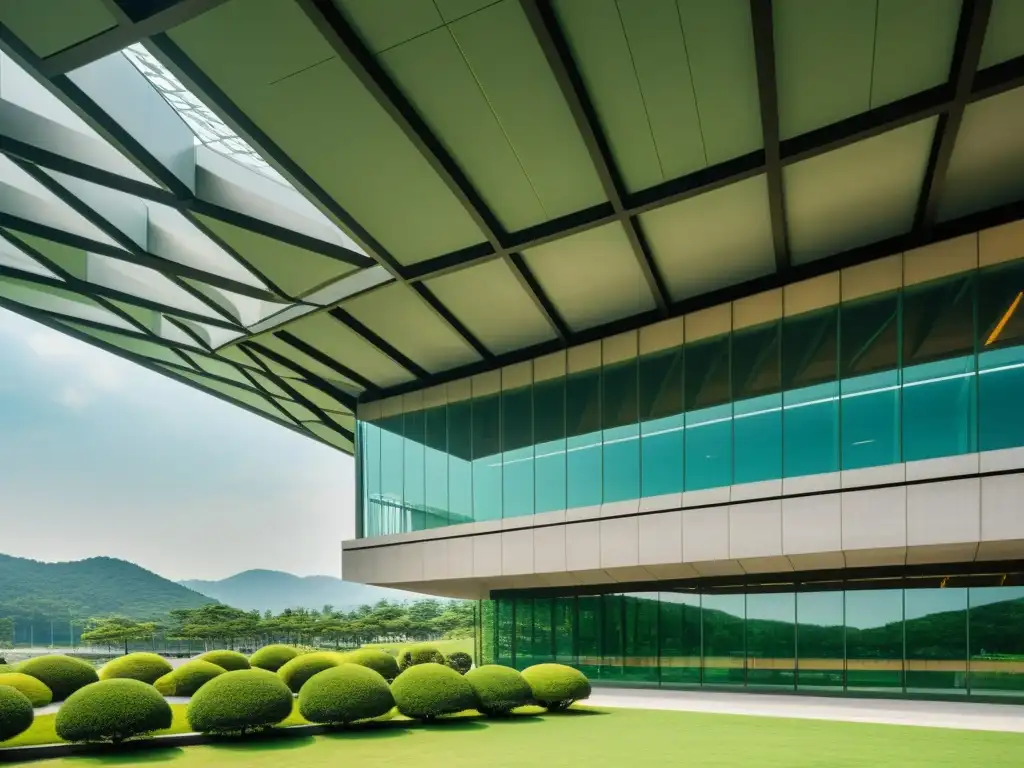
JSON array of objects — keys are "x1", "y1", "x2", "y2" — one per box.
[{"x1": 2, "y1": 0, "x2": 1024, "y2": 697}]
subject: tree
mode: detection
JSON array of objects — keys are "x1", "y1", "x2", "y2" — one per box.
[
  {"x1": 0, "y1": 617, "x2": 13, "y2": 648},
  {"x1": 81, "y1": 617, "x2": 157, "y2": 655}
]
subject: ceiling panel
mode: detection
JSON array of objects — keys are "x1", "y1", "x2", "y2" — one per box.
[
  {"x1": 0, "y1": 0, "x2": 115, "y2": 58},
  {"x1": 979, "y1": 0, "x2": 1024, "y2": 70},
  {"x1": 336, "y1": 0, "x2": 443, "y2": 53},
  {"x1": 249, "y1": 331, "x2": 364, "y2": 391},
  {"x1": 0, "y1": 276, "x2": 136, "y2": 331},
  {"x1": 58, "y1": 321, "x2": 190, "y2": 368}
]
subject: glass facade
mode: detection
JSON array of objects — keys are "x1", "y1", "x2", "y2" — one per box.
[
  {"x1": 358, "y1": 260, "x2": 1024, "y2": 538},
  {"x1": 477, "y1": 577, "x2": 1024, "y2": 698}
]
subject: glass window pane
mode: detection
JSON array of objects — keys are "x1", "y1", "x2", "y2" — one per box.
[
  {"x1": 567, "y1": 368, "x2": 602, "y2": 508},
  {"x1": 361, "y1": 421, "x2": 381, "y2": 538},
  {"x1": 639, "y1": 348, "x2": 684, "y2": 498},
  {"x1": 968, "y1": 586, "x2": 1024, "y2": 697},
  {"x1": 554, "y1": 597, "x2": 576, "y2": 665},
  {"x1": 403, "y1": 409, "x2": 425, "y2": 531},
  {"x1": 905, "y1": 587, "x2": 967, "y2": 695},
  {"x1": 702, "y1": 592, "x2": 745, "y2": 685},
  {"x1": 658, "y1": 592, "x2": 701, "y2": 685},
  {"x1": 746, "y1": 592, "x2": 794, "y2": 688},
  {"x1": 902, "y1": 274, "x2": 976, "y2": 461},
  {"x1": 685, "y1": 335, "x2": 731, "y2": 491},
  {"x1": 423, "y1": 405, "x2": 448, "y2": 529},
  {"x1": 533, "y1": 598, "x2": 554, "y2": 663},
  {"x1": 577, "y1": 596, "x2": 602, "y2": 679},
  {"x1": 514, "y1": 598, "x2": 533, "y2": 671},
  {"x1": 603, "y1": 358, "x2": 640, "y2": 503},
  {"x1": 496, "y1": 599, "x2": 514, "y2": 666},
  {"x1": 379, "y1": 414, "x2": 405, "y2": 534},
  {"x1": 797, "y1": 588, "x2": 844, "y2": 690},
  {"x1": 845, "y1": 586, "x2": 903, "y2": 691},
  {"x1": 623, "y1": 593, "x2": 660, "y2": 683},
  {"x1": 977, "y1": 261, "x2": 1024, "y2": 452},
  {"x1": 479, "y1": 599, "x2": 496, "y2": 665},
  {"x1": 601, "y1": 594, "x2": 625, "y2": 680},
  {"x1": 534, "y1": 376, "x2": 567, "y2": 514},
  {"x1": 840, "y1": 292, "x2": 901, "y2": 469},
  {"x1": 447, "y1": 400, "x2": 473, "y2": 526},
  {"x1": 783, "y1": 307, "x2": 839, "y2": 477},
  {"x1": 732, "y1": 322, "x2": 782, "y2": 484},
  {"x1": 502, "y1": 383, "x2": 534, "y2": 518},
  {"x1": 472, "y1": 392, "x2": 501, "y2": 521}
]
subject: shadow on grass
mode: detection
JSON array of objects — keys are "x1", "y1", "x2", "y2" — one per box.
[
  {"x1": 205, "y1": 731, "x2": 316, "y2": 752},
  {"x1": 74, "y1": 746, "x2": 186, "y2": 764},
  {"x1": 319, "y1": 724, "x2": 412, "y2": 741},
  {"x1": 545, "y1": 707, "x2": 610, "y2": 717}
]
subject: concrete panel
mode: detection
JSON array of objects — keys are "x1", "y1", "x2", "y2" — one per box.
[
  {"x1": 643, "y1": 563, "x2": 699, "y2": 579},
  {"x1": 341, "y1": 548, "x2": 371, "y2": 583},
  {"x1": 784, "y1": 273, "x2": 839, "y2": 315},
  {"x1": 841, "y1": 463, "x2": 906, "y2": 489},
  {"x1": 845, "y1": 546, "x2": 906, "y2": 567},
  {"x1": 565, "y1": 521, "x2": 601, "y2": 571},
  {"x1": 979, "y1": 446, "x2": 1024, "y2": 473},
  {"x1": 740, "y1": 556, "x2": 793, "y2": 574},
  {"x1": 600, "y1": 516, "x2": 639, "y2": 569},
  {"x1": 566, "y1": 504, "x2": 602, "y2": 522},
  {"x1": 448, "y1": 537, "x2": 474, "y2": 579},
  {"x1": 639, "y1": 316, "x2": 684, "y2": 354},
  {"x1": 682, "y1": 486, "x2": 730, "y2": 508},
  {"x1": 907, "y1": 478, "x2": 980, "y2": 546},
  {"x1": 841, "y1": 253, "x2": 902, "y2": 301},
  {"x1": 534, "y1": 525, "x2": 566, "y2": 573},
  {"x1": 393, "y1": 542, "x2": 425, "y2": 583},
  {"x1": 604, "y1": 566, "x2": 653, "y2": 583},
  {"x1": 639, "y1": 492, "x2": 683, "y2": 512},
  {"x1": 905, "y1": 453, "x2": 979, "y2": 481},
  {"x1": 977, "y1": 539, "x2": 1024, "y2": 561},
  {"x1": 980, "y1": 219, "x2": 1024, "y2": 267},
  {"x1": 783, "y1": 472, "x2": 841, "y2": 495},
  {"x1": 731, "y1": 479, "x2": 782, "y2": 501},
  {"x1": 685, "y1": 303, "x2": 731, "y2": 342},
  {"x1": 842, "y1": 486, "x2": 907, "y2": 551},
  {"x1": 638, "y1": 510, "x2": 683, "y2": 566},
  {"x1": 783, "y1": 494, "x2": 842, "y2": 554},
  {"x1": 532, "y1": 510, "x2": 566, "y2": 526},
  {"x1": 733, "y1": 288, "x2": 781, "y2": 330},
  {"x1": 502, "y1": 515, "x2": 534, "y2": 531},
  {"x1": 473, "y1": 534, "x2": 502, "y2": 578},
  {"x1": 601, "y1": 499, "x2": 640, "y2": 518},
  {"x1": 421, "y1": 539, "x2": 449, "y2": 581},
  {"x1": 501, "y1": 529, "x2": 534, "y2": 575},
  {"x1": 903, "y1": 233, "x2": 978, "y2": 285},
  {"x1": 692, "y1": 559, "x2": 744, "y2": 576},
  {"x1": 905, "y1": 543, "x2": 978, "y2": 565},
  {"x1": 729, "y1": 500, "x2": 782, "y2": 559},
  {"x1": 981, "y1": 473, "x2": 1024, "y2": 541},
  {"x1": 682, "y1": 508, "x2": 730, "y2": 562},
  {"x1": 788, "y1": 551, "x2": 846, "y2": 570}
]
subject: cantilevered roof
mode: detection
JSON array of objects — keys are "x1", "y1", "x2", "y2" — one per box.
[{"x1": 0, "y1": 0, "x2": 1023, "y2": 455}]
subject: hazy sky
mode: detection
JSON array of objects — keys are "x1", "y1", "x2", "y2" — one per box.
[{"x1": 0, "y1": 308, "x2": 354, "y2": 582}]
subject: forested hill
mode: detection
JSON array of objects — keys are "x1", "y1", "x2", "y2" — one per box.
[{"x1": 0, "y1": 553, "x2": 216, "y2": 621}]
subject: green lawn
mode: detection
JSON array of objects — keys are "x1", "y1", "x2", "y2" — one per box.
[
  {"x1": 7, "y1": 707, "x2": 1024, "y2": 767},
  {"x1": 361, "y1": 638, "x2": 473, "y2": 658}
]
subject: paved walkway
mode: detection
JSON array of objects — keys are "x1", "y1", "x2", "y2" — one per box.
[{"x1": 588, "y1": 687, "x2": 1024, "y2": 732}]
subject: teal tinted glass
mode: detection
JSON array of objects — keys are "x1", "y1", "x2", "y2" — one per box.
[
  {"x1": 472, "y1": 392, "x2": 501, "y2": 521},
  {"x1": 702, "y1": 593, "x2": 745, "y2": 685},
  {"x1": 514, "y1": 598, "x2": 533, "y2": 670},
  {"x1": 423, "y1": 405, "x2": 448, "y2": 528},
  {"x1": 403, "y1": 409, "x2": 425, "y2": 531},
  {"x1": 533, "y1": 598, "x2": 554, "y2": 663},
  {"x1": 968, "y1": 586, "x2": 1024, "y2": 696},
  {"x1": 685, "y1": 335, "x2": 731, "y2": 490},
  {"x1": 577, "y1": 596, "x2": 601, "y2": 679},
  {"x1": 533, "y1": 375, "x2": 567, "y2": 514},
  {"x1": 797, "y1": 587, "x2": 844, "y2": 689},
  {"x1": 659, "y1": 592, "x2": 701, "y2": 684},
  {"x1": 601, "y1": 594, "x2": 625, "y2": 680},
  {"x1": 496, "y1": 599, "x2": 514, "y2": 666},
  {"x1": 361, "y1": 421, "x2": 381, "y2": 537},
  {"x1": 624, "y1": 593, "x2": 660, "y2": 682},
  {"x1": 732, "y1": 322, "x2": 782, "y2": 484},
  {"x1": 603, "y1": 358, "x2": 640, "y2": 503},
  {"x1": 554, "y1": 596, "x2": 576, "y2": 664},
  {"x1": 566, "y1": 368, "x2": 602, "y2": 508},
  {"x1": 905, "y1": 587, "x2": 967, "y2": 694},
  {"x1": 977, "y1": 261, "x2": 1024, "y2": 451},
  {"x1": 447, "y1": 400, "x2": 473, "y2": 526},
  {"x1": 746, "y1": 592, "x2": 794, "y2": 687},
  {"x1": 379, "y1": 414, "x2": 404, "y2": 535},
  {"x1": 846, "y1": 587, "x2": 903, "y2": 691},
  {"x1": 639, "y1": 347, "x2": 684, "y2": 497},
  {"x1": 502, "y1": 384, "x2": 534, "y2": 518},
  {"x1": 783, "y1": 307, "x2": 839, "y2": 477}
]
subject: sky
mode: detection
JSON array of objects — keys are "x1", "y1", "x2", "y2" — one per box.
[{"x1": 0, "y1": 308, "x2": 353, "y2": 582}]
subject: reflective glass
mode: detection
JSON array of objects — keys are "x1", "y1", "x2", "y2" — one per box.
[
  {"x1": 502, "y1": 384, "x2": 534, "y2": 518},
  {"x1": 403, "y1": 409, "x2": 425, "y2": 531},
  {"x1": 496, "y1": 598, "x2": 514, "y2": 666},
  {"x1": 447, "y1": 400, "x2": 473, "y2": 526},
  {"x1": 968, "y1": 586, "x2": 1024, "y2": 697},
  {"x1": 554, "y1": 596, "x2": 577, "y2": 664},
  {"x1": 515, "y1": 598, "x2": 534, "y2": 670},
  {"x1": 639, "y1": 348, "x2": 684, "y2": 498},
  {"x1": 659, "y1": 592, "x2": 701, "y2": 684},
  {"x1": 902, "y1": 275, "x2": 976, "y2": 461},
  {"x1": 534, "y1": 375, "x2": 567, "y2": 514},
  {"x1": 379, "y1": 414, "x2": 405, "y2": 534},
  {"x1": 566, "y1": 369, "x2": 602, "y2": 508},
  {"x1": 797, "y1": 588, "x2": 844, "y2": 689},
  {"x1": 361, "y1": 422, "x2": 381, "y2": 537},
  {"x1": 603, "y1": 358, "x2": 640, "y2": 503},
  {"x1": 624, "y1": 593, "x2": 660, "y2": 683},
  {"x1": 840, "y1": 293, "x2": 901, "y2": 469},
  {"x1": 577, "y1": 596, "x2": 602, "y2": 679},
  {"x1": 702, "y1": 592, "x2": 745, "y2": 685},
  {"x1": 479, "y1": 599, "x2": 496, "y2": 665},
  {"x1": 732, "y1": 322, "x2": 782, "y2": 484},
  {"x1": 601, "y1": 594, "x2": 625, "y2": 680},
  {"x1": 533, "y1": 598, "x2": 554, "y2": 663},
  {"x1": 746, "y1": 591, "x2": 794, "y2": 688},
  {"x1": 423, "y1": 405, "x2": 448, "y2": 528},
  {"x1": 905, "y1": 587, "x2": 967, "y2": 694},
  {"x1": 685, "y1": 335, "x2": 731, "y2": 490},
  {"x1": 783, "y1": 307, "x2": 839, "y2": 477},
  {"x1": 846, "y1": 586, "x2": 903, "y2": 691},
  {"x1": 472, "y1": 392, "x2": 501, "y2": 521},
  {"x1": 977, "y1": 261, "x2": 1024, "y2": 452}
]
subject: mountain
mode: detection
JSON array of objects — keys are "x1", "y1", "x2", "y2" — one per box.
[
  {"x1": 180, "y1": 569, "x2": 420, "y2": 614},
  {"x1": 0, "y1": 553, "x2": 216, "y2": 621}
]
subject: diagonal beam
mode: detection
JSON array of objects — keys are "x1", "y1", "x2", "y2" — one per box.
[
  {"x1": 274, "y1": 329, "x2": 380, "y2": 394},
  {"x1": 507, "y1": 252, "x2": 570, "y2": 342},
  {"x1": 328, "y1": 307, "x2": 429, "y2": 380},
  {"x1": 750, "y1": 0, "x2": 789, "y2": 271},
  {"x1": 242, "y1": 339, "x2": 358, "y2": 414},
  {"x1": 520, "y1": 0, "x2": 670, "y2": 314},
  {"x1": 915, "y1": 0, "x2": 993, "y2": 232}
]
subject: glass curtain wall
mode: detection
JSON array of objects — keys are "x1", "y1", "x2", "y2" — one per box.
[
  {"x1": 359, "y1": 260, "x2": 1024, "y2": 537},
  {"x1": 479, "y1": 580, "x2": 1024, "y2": 697}
]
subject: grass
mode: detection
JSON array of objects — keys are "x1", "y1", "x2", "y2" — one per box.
[
  {"x1": 5, "y1": 706, "x2": 1024, "y2": 766},
  {"x1": 360, "y1": 638, "x2": 473, "y2": 659}
]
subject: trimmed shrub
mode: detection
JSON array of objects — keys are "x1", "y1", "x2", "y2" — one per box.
[
  {"x1": 249, "y1": 644, "x2": 298, "y2": 672},
  {"x1": 153, "y1": 660, "x2": 225, "y2": 697},
  {"x1": 0, "y1": 673, "x2": 52, "y2": 708},
  {"x1": 398, "y1": 644, "x2": 444, "y2": 671},
  {"x1": 18, "y1": 655, "x2": 98, "y2": 702},
  {"x1": 187, "y1": 669, "x2": 293, "y2": 736},
  {"x1": 445, "y1": 651, "x2": 473, "y2": 675},
  {"x1": 298, "y1": 664, "x2": 394, "y2": 726},
  {"x1": 99, "y1": 652, "x2": 173, "y2": 685},
  {"x1": 55, "y1": 679, "x2": 172, "y2": 744},
  {"x1": 0, "y1": 686, "x2": 33, "y2": 742},
  {"x1": 195, "y1": 650, "x2": 250, "y2": 671},
  {"x1": 277, "y1": 651, "x2": 340, "y2": 693},
  {"x1": 391, "y1": 663, "x2": 476, "y2": 720},
  {"x1": 341, "y1": 649, "x2": 400, "y2": 682},
  {"x1": 521, "y1": 664, "x2": 591, "y2": 711},
  {"x1": 465, "y1": 665, "x2": 533, "y2": 717}
]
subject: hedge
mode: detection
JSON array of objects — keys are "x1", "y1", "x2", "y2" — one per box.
[
  {"x1": 341, "y1": 649, "x2": 400, "y2": 682},
  {"x1": 0, "y1": 685, "x2": 34, "y2": 742},
  {"x1": 390, "y1": 663, "x2": 476, "y2": 720},
  {"x1": 195, "y1": 650, "x2": 250, "y2": 671},
  {"x1": 187, "y1": 669, "x2": 293, "y2": 735},
  {"x1": 445, "y1": 651, "x2": 473, "y2": 675},
  {"x1": 277, "y1": 652, "x2": 340, "y2": 693},
  {"x1": 249, "y1": 644, "x2": 298, "y2": 672},
  {"x1": 398, "y1": 644, "x2": 444, "y2": 671},
  {"x1": 298, "y1": 664, "x2": 394, "y2": 726},
  {"x1": 0, "y1": 673, "x2": 52, "y2": 708},
  {"x1": 465, "y1": 665, "x2": 533, "y2": 717},
  {"x1": 521, "y1": 664, "x2": 591, "y2": 711},
  {"x1": 55, "y1": 679, "x2": 172, "y2": 744},
  {"x1": 17, "y1": 655, "x2": 99, "y2": 702},
  {"x1": 154, "y1": 660, "x2": 225, "y2": 697},
  {"x1": 99, "y1": 653, "x2": 173, "y2": 685}
]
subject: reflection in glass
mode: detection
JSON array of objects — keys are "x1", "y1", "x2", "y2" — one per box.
[
  {"x1": 703, "y1": 593, "x2": 745, "y2": 685},
  {"x1": 533, "y1": 598, "x2": 554, "y2": 664},
  {"x1": 502, "y1": 384, "x2": 534, "y2": 518},
  {"x1": 783, "y1": 308, "x2": 839, "y2": 477},
  {"x1": 732, "y1": 322, "x2": 782, "y2": 484},
  {"x1": 379, "y1": 415, "x2": 404, "y2": 535},
  {"x1": 534, "y1": 376, "x2": 567, "y2": 514},
  {"x1": 601, "y1": 594, "x2": 625, "y2": 680},
  {"x1": 447, "y1": 400, "x2": 473, "y2": 526},
  {"x1": 624, "y1": 593, "x2": 660, "y2": 683},
  {"x1": 797, "y1": 588, "x2": 844, "y2": 689},
  {"x1": 554, "y1": 596, "x2": 576, "y2": 664},
  {"x1": 846, "y1": 587, "x2": 903, "y2": 691},
  {"x1": 496, "y1": 599, "x2": 514, "y2": 666},
  {"x1": 423, "y1": 406, "x2": 448, "y2": 528},
  {"x1": 905, "y1": 587, "x2": 967, "y2": 694},
  {"x1": 639, "y1": 348, "x2": 684, "y2": 497},
  {"x1": 685, "y1": 335, "x2": 731, "y2": 491},
  {"x1": 567, "y1": 369, "x2": 602, "y2": 508},
  {"x1": 515, "y1": 598, "x2": 533, "y2": 671},
  {"x1": 577, "y1": 596, "x2": 601, "y2": 679},
  {"x1": 968, "y1": 586, "x2": 1024, "y2": 696},
  {"x1": 746, "y1": 592, "x2": 794, "y2": 688},
  {"x1": 360, "y1": 422, "x2": 381, "y2": 537},
  {"x1": 977, "y1": 261, "x2": 1024, "y2": 452},
  {"x1": 603, "y1": 359, "x2": 640, "y2": 503},
  {"x1": 472, "y1": 392, "x2": 501, "y2": 521},
  {"x1": 403, "y1": 409, "x2": 425, "y2": 531},
  {"x1": 659, "y1": 592, "x2": 701, "y2": 685}
]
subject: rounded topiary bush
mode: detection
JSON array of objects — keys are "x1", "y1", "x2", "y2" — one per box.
[
  {"x1": 298, "y1": 664, "x2": 394, "y2": 726},
  {"x1": 391, "y1": 663, "x2": 476, "y2": 720},
  {"x1": 17, "y1": 655, "x2": 99, "y2": 701},
  {"x1": 0, "y1": 685, "x2": 34, "y2": 742},
  {"x1": 153, "y1": 660, "x2": 225, "y2": 697},
  {"x1": 445, "y1": 651, "x2": 473, "y2": 675},
  {"x1": 277, "y1": 652, "x2": 340, "y2": 693},
  {"x1": 187, "y1": 669, "x2": 293, "y2": 736},
  {"x1": 521, "y1": 663, "x2": 591, "y2": 711},
  {"x1": 195, "y1": 650, "x2": 250, "y2": 671},
  {"x1": 398, "y1": 644, "x2": 445, "y2": 671},
  {"x1": 99, "y1": 652, "x2": 173, "y2": 684},
  {"x1": 249, "y1": 644, "x2": 298, "y2": 672},
  {"x1": 55, "y1": 679, "x2": 172, "y2": 744},
  {"x1": 342, "y1": 649, "x2": 400, "y2": 682},
  {"x1": 465, "y1": 665, "x2": 533, "y2": 717},
  {"x1": 0, "y1": 673, "x2": 52, "y2": 708}
]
